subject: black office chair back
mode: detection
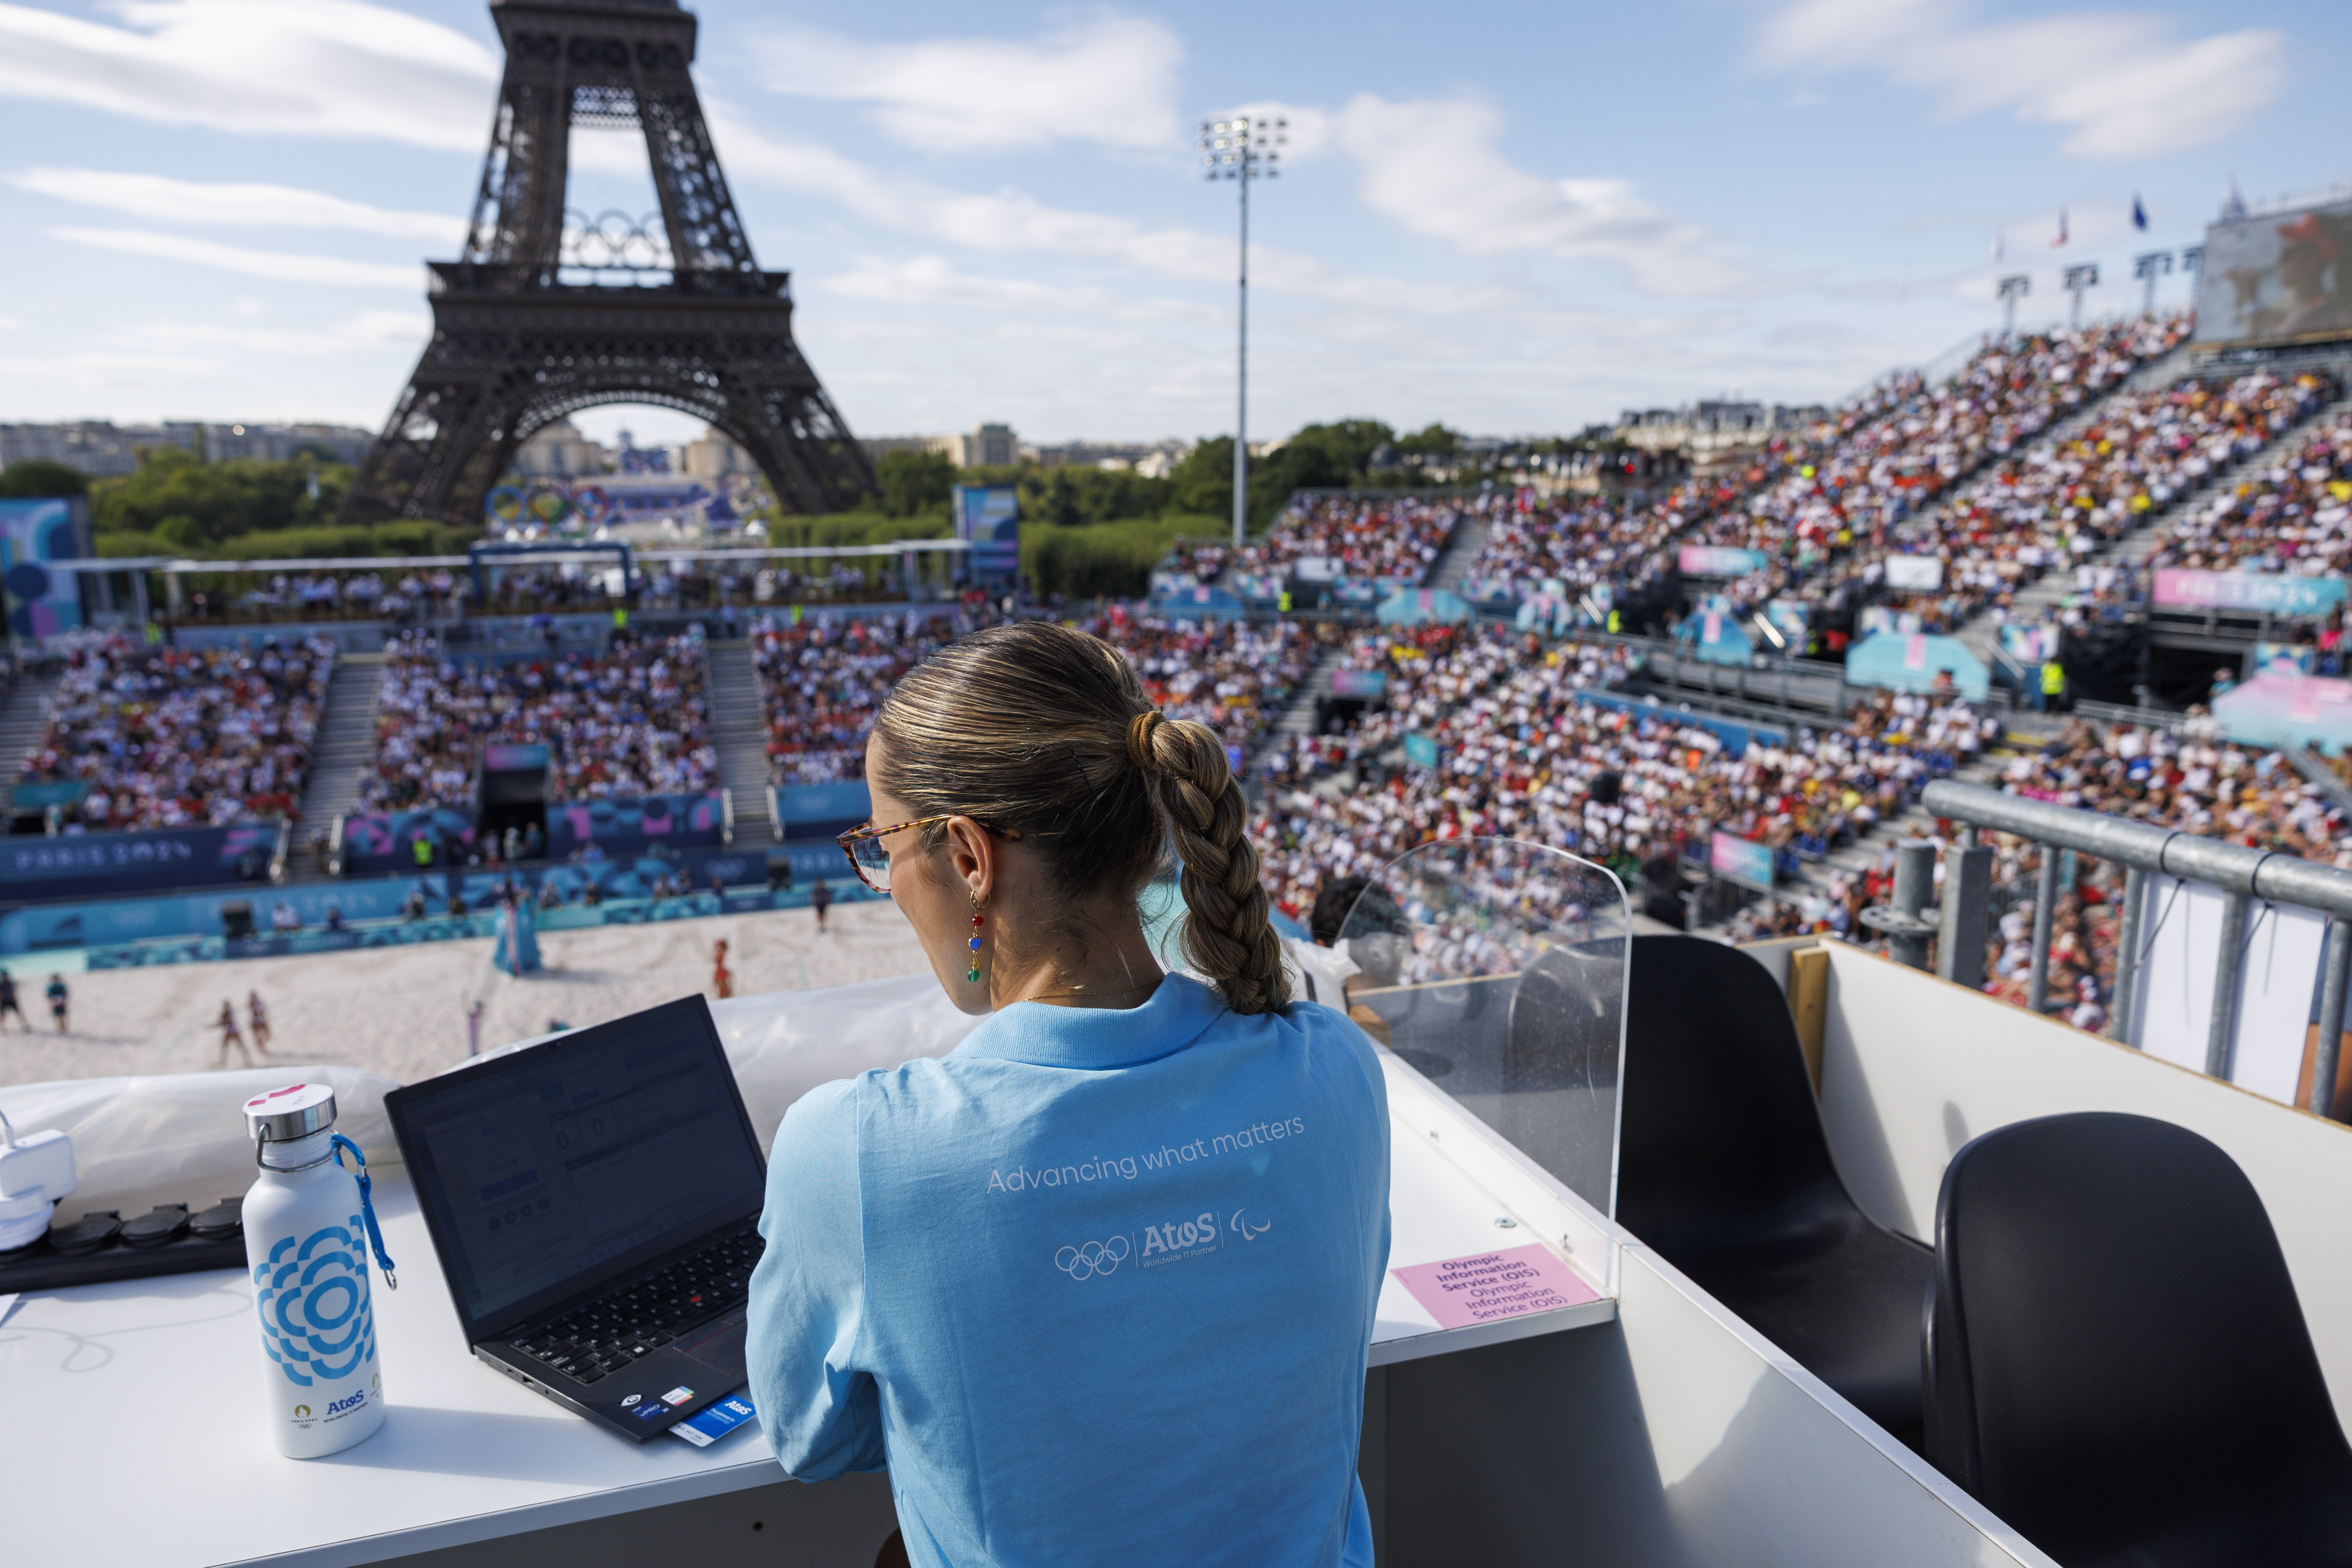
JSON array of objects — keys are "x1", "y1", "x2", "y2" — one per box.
[
  {"x1": 1621, "y1": 936, "x2": 1847, "y2": 1253},
  {"x1": 1927, "y1": 1112, "x2": 2352, "y2": 1563}
]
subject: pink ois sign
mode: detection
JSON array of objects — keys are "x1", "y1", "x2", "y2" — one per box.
[{"x1": 1390, "y1": 1243, "x2": 1601, "y2": 1329}]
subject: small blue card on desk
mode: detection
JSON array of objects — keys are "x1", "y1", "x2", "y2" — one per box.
[{"x1": 668, "y1": 1392, "x2": 757, "y2": 1447}]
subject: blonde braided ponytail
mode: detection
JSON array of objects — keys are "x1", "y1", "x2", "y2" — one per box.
[{"x1": 1135, "y1": 713, "x2": 1290, "y2": 1016}]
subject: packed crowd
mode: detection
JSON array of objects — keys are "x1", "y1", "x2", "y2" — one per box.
[
  {"x1": 1891, "y1": 368, "x2": 2338, "y2": 626},
  {"x1": 2139, "y1": 398, "x2": 2352, "y2": 579},
  {"x1": 1463, "y1": 476, "x2": 1729, "y2": 609},
  {"x1": 753, "y1": 608, "x2": 1323, "y2": 784},
  {"x1": 1227, "y1": 494, "x2": 1464, "y2": 584},
  {"x1": 1250, "y1": 623, "x2": 1994, "y2": 924},
  {"x1": 1995, "y1": 714, "x2": 2350, "y2": 864},
  {"x1": 1691, "y1": 318, "x2": 2188, "y2": 628},
  {"x1": 752, "y1": 613, "x2": 959, "y2": 784},
  {"x1": 1975, "y1": 712, "x2": 2352, "y2": 1025},
  {"x1": 1437, "y1": 320, "x2": 2190, "y2": 640},
  {"x1": 1087, "y1": 610, "x2": 1321, "y2": 753},
  {"x1": 22, "y1": 633, "x2": 336, "y2": 829},
  {"x1": 361, "y1": 632, "x2": 716, "y2": 809}
]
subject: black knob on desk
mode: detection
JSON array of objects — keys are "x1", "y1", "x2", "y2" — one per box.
[
  {"x1": 120, "y1": 1204, "x2": 191, "y2": 1249},
  {"x1": 189, "y1": 1197, "x2": 245, "y2": 1240},
  {"x1": 48, "y1": 1211, "x2": 123, "y2": 1255}
]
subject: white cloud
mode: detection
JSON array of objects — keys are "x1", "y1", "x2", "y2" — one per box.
[
  {"x1": 707, "y1": 106, "x2": 1509, "y2": 315},
  {"x1": 10, "y1": 168, "x2": 466, "y2": 243},
  {"x1": 99, "y1": 310, "x2": 429, "y2": 358},
  {"x1": 1231, "y1": 94, "x2": 1764, "y2": 297},
  {"x1": 1755, "y1": 0, "x2": 2286, "y2": 158},
  {"x1": 754, "y1": 15, "x2": 1180, "y2": 153},
  {"x1": 0, "y1": 0, "x2": 496, "y2": 149},
  {"x1": 0, "y1": 315, "x2": 21, "y2": 330},
  {"x1": 815, "y1": 254, "x2": 1218, "y2": 325},
  {"x1": 49, "y1": 228, "x2": 421, "y2": 289}
]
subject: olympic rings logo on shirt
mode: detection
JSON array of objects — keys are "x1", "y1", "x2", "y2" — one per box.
[{"x1": 1054, "y1": 1235, "x2": 1131, "y2": 1281}]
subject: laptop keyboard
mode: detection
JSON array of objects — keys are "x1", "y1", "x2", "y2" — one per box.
[{"x1": 508, "y1": 1224, "x2": 764, "y2": 1387}]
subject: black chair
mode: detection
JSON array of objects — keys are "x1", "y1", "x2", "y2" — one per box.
[
  {"x1": 1926, "y1": 1112, "x2": 2352, "y2": 1567},
  {"x1": 1622, "y1": 936, "x2": 1933, "y2": 1446}
]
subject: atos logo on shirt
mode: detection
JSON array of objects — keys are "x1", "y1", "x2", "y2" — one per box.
[{"x1": 1140, "y1": 1212, "x2": 1219, "y2": 1259}]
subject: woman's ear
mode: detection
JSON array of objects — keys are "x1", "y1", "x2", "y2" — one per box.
[{"x1": 943, "y1": 816, "x2": 996, "y2": 902}]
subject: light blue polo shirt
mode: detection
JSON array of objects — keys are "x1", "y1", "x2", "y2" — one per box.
[{"x1": 747, "y1": 973, "x2": 1390, "y2": 1568}]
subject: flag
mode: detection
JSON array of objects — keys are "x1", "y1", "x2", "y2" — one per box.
[
  {"x1": 2132, "y1": 195, "x2": 2148, "y2": 231},
  {"x1": 2223, "y1": 176, "x2": 2247, "y2": 223},
  {"x1": 2052, "y1": 208, "x2": 2069, "y2": 248}
]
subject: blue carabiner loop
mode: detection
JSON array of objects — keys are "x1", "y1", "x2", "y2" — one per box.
[{"x1": 331, "y1": 1133, "x2": 398, "y2": 1290}]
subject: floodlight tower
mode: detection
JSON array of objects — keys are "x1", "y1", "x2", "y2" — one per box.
[
  {"x1": 2132, "y1": 250, "x2": 2174, "y2": 317},
  {"x1": 1198, "y1": 113, "x2": 1286, "y2": 550},
  {"x1": 2063, "y1": 263, "x2": 2100, "y2": 329},
  {"x1": 1997, "y1": 274, "x2": 2031, "y2": 338}
]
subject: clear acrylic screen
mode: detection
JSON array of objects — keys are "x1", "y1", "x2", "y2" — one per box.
[{"x1": 1339, "y1": 837, "x2": 1629, "y2": 1220}]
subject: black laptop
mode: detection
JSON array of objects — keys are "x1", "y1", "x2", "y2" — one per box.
[{"x1": 385, "y1": 996, "x2": 769, "y2": 1443}]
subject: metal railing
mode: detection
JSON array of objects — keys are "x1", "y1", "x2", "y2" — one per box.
[{"x1": 1913, "y1": 779, "x2": 2352, "y2": 1115}]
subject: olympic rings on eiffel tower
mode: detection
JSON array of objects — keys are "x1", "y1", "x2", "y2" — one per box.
[
  {"x1": 485, "y1": 485, "x2": 526, "y2": 523},
  {"x1": 570, "y1": 485, "x2": 613, "y2": 524},
  {"x1": 561, "y1": 209, "x2": 672, "y2": 272}
]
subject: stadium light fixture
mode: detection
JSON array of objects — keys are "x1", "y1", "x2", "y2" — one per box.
[
  {"x1": 2132, "y1": 250, "x2": 2174, "y2": 318},
  {"x1": 1996, "y1": 274, "x2": 2031, "y2": 339},
  {"x1": 2062, "y1": 263, "x2": 2100, "y2": 329},
  {"x1": 1197, "y1": 113, "x2": 1287, "y2": 550},
  {"x1": 2181, "y1": 243, "x2": 2205, "y2": 280}
]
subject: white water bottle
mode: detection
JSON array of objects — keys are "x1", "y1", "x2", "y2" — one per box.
[{"x1": 243, "y1": 1083, "x2": 394, "y2": 1458}]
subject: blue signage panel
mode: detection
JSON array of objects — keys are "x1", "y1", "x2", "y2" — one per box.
[
  {"x1": 0, "y1": 824, "x2": 276, "y2": 900},
  {"x1": 777, "y1": 781, "x2": 873, "y2": 842},
  {"x1": 0, "y1": 497, "x2": 90, "y2": 640},
  {"x1": 954, "y1": 485, "x2": 1020, "y2": 584}
]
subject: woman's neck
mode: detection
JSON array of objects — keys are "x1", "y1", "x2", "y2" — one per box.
[{"x1": 990, "y1": 906, "x2": 1165, "y2": 1010}]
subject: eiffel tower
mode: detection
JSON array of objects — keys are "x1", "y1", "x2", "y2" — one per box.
[{"x1": 340, "y1": 0, "x2": 873, "y2": 525}]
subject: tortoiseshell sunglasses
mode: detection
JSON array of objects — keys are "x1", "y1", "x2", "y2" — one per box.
[{"x1": 835, "y1": 815, "x2": 954, "y2": 894}]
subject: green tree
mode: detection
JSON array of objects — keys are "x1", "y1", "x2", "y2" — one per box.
[
  {"x1": 1396, "y1": 423, "x2": 1460, "y2": 461},
  {"x1": 89, "y1": 448, "x2": 350, "y2": 542},
  {"x1": 1171, "y1": 437, "x2": 1234, "y2": 520},
  {"x1": 874, "y1": 449, "x2": 956, "y2": 518},
  {"x1": 0, "y1": 459, "x2": 90, "y2": 498},
  {"x1": 1286, "y1": 419, "x2": 1394, "y2": 479}
]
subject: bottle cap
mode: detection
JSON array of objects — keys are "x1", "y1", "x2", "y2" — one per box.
[{"x1": 244, "y1": 1083, "x2": 337, "y2": 1147}]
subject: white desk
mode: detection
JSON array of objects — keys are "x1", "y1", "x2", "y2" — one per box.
[{"x1": 1, "y1": 1055, "x2": 1613, "y2": 1568}]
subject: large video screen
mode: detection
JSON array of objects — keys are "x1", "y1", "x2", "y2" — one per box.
[{"x1": 2194, "y1": 199, "x2": 2352, "y2": 347}]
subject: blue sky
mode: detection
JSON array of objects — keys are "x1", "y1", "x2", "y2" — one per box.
[{"x1": 0, "y1": 0, "x2": 2345, "y2": 448}]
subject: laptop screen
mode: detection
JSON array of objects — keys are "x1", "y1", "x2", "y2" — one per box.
[{"x1": 391, "y1": 997, "x2": 766, "y2": 1333}]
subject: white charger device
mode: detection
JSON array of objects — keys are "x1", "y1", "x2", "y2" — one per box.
[{"x1": 0, "y1": 1109, "x2": 76, "y2": 1252}]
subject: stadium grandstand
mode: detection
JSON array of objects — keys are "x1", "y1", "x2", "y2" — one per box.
[
  {"x1": 1678, "y1": 318, "x2": 2187, "y2": 624},
  {"x1": 2134, "y1": 399, "x2": 2352, "y2": 581},
  {"x1": 751, "y1": 613, "x2": 958, "y2": 784},
  {"x1": 749, "y1": 608, "x2": 1321, "y2": 785},
  {"x1": 359, "y1": 631, "x2": 716, "y2": 809},
  {"x1": 1881, "y1": 368, "x2": 2336, "y2": 626},
  {"x1": 18, "y1": 633, "x2": 335, "y2": 829}
]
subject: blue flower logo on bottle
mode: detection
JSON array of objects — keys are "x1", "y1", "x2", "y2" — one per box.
[{"x1": 254, "y1": 1212, "x2": 376, "y2": 1387}]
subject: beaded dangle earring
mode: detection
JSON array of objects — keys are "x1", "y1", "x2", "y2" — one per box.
[{"x1": 966, "y1": 890, "x2": 985, "y2": 986}]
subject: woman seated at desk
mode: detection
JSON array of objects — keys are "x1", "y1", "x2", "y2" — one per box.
[{"x1": 748, "y1": 621, "x2": 1392, "y2": 1566}]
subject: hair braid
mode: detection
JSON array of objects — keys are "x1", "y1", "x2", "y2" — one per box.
[{"x1": 1147, "y1": 717, "x2": 1290, "y2": 1016}]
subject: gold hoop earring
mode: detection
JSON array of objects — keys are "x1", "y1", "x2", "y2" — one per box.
[{"x1": 966, "y1": 889, "x2": 985, "y2": 986}]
